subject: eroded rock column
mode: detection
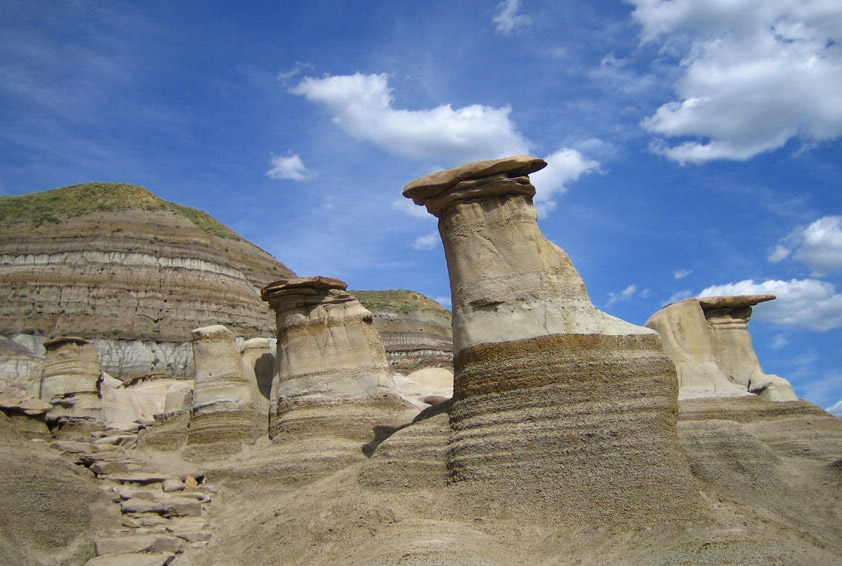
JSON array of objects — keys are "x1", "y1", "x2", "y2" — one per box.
[
  {"x1": 403, "y1": 155, "x2": 700, "y2": 525},
  {"x1": 261, "y1": 277, "x2": 402, "y2": 441},
  {"x1": 186, "y1": 325, "x2": 254, "y2": 454},
  {"x1": 646, "y1": 295, "x2": 798, "y2": 401},
  {"x1": 40, "y1": 336, "x2": 103, "y2": 431}
]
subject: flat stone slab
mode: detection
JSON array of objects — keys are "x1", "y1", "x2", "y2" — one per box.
[
  {"x1": 697, "y1": 294, "x2": 776, "y2": 309},
  {"x1": 403, "y1": 155, "x2": 546, "y2": 202},
  {"x1": 105, "y1": 472, "x2": 176, "y2": 484},
  {"x1": 122, "y1": 496, "x2": 202, "y2": 517},
  {"x1": 85, "y1": 552, "x2": 175, "y2": 566},
  {"x1": 261, "y1": 276, "x2": 348, "y2": 301},
  {"x1": 95, "y1": 534, "x2": 183, "y2": 556}
]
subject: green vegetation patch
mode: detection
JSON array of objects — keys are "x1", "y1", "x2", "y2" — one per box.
[
  {"x1": 351, "y1": 289, "x2": 450, "y2": 315},
  {"x1": 0, "y1": 182, "x2": 242, "y2": 240}
]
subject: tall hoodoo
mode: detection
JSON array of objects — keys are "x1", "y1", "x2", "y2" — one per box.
[
  {"x1": 39, "y1": 336, "x2": 103, "y2": 429},
  {"x1": 187, "y1": 324, "x2": 255, "y2": 454},
  {"x1": 403, "y1": 155, "x2": 700, "y2": 525},
  {"x1": 646, "y1": 295, "x2": 798, "y2": 401},
  {"x1": 261, "y1": 277, "x2": 398, "y2": 440}
]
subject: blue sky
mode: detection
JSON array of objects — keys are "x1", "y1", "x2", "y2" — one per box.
[{"x1": 1, "y1": 0, "x2": 841, "y2": 412}]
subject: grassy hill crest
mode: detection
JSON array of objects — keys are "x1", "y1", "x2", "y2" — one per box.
[
  {"x1": 351, "y1": 289, "x2": 450, "y2": 315},
  {"x1": 0, "y1": 182, "x2": 243, "y2": 240}
]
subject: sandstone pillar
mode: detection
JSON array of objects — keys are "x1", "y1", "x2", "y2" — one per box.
[
  {"x1": 261, "y1": 277, "x2": 401, "y2": 441},
  {"x1": 187, "y1": 325, "x2": 254, "y2": 454},
  {"x1": 40, "y1": 336, "x2": 103, "y2": 429},
  {"x1": 646, "y1": 295, "x2": 798, "y2": 402},
  {"x1": 403, "y1": 155, "x2": 700, "y2": 525}
]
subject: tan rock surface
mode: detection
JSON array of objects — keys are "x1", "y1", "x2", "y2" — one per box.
[
  {"x1": 0, "y1": 183, "x2": 294, "y2": 379},
  {"x1": 646, "y1": 295, "x2": 798, "y2": 401},
  {"x1": 187, "y1": 325, "x2": 254, "y2": 455},
  {"x1": 39, "y1": 336, "x2": 104, "y2": 427},
  {"x1": 401, "y1": 156, "x2": 699, "y2": 527}
]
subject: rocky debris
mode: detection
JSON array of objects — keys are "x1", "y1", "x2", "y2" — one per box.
[
  {"x1": 646, "y1": 295, "x2": 798, "y2": 401},
  {"x1": 351, "y1": 290, "x2": 453, "y2": 371},
  {"x1": 39, "y1": 336, "x2": 104, "y2": 431},
  {"x1": 0, "y1": 392, "x2": 52, "y2": 415},
  {"x1": 401, "y1": 155, "x2": 701, "y2": 526},
  {"x1": 186, "y1": 325, "x2": 255, "y2": 456}
]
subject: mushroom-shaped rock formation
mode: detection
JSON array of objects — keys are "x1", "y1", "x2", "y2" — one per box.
[
  {"x1": 240, "y1": 337, "x2": 274, "y2": 438},
  {"x1": 186, "y1": 325, "x2": 255, "y2": 456},
  {"x1": 261, "y1": 277, "x2": 405, "y2": 442},
  {"x1": 402, "y1": 156, "x2": 700, "y2": 526},
  {"x1": 646, "y1": 295, "x2": 798, "y2": 402},
  {"x1": 39, "y1": 336, "x2": 103, "y2": 431}
]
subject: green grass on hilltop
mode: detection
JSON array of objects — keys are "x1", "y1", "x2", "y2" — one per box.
[
  {"x1": 351, "y1": 289, "x2": 450, "y2": 315},
  {"x1": 0, "y1": 182, "x2": 242, "y2": 239}
]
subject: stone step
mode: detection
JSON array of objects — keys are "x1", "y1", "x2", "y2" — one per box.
[
  {"x1": 84, "y1": 551, "x2": 175, "y2": 566},
  {"x1": 94, "y1": 534, "x2": 183, "y2": 556},
  {"x1": 121, "y1": 496, "x2": 202, "y2": 517}
]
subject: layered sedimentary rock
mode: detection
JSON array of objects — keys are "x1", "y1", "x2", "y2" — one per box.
[
  {"x1": 260, "y1": 277, "x2": 410, "y2": 481},
  {"x1": 351, "y1": 290, "x2": 452, "y2": 370},
  {"x1": 646, "y1": 295, "x2": 798, "y2": 401},
  {"x1": 187, "y1": 325, "x2": 254, "y2": 455},
  {"x1": 39, "y1": 336, "x2": 103, "y2": 428},
  {"x1": 402, "y1": 155, "x2": 700, "y2": 525},
  {"x1": 240, "y1": 337, "x2": 274, "y2": 438},
  {"x1": 0, "y1": 182, "x2": 294, "y2": 378}
]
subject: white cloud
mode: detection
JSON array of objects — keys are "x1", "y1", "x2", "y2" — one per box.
[
  {"x1": 668, "y1": 289, "x2": 694, "y2": 304},
  {"x1": 493, "y1": 0, "x2": 532, "y2": 36},
  {"x1": 267, "y1": 153, "x2": 313, "y2": 181},
  {"x1": 434, "y1": 296, "x2": 452, "y2": 309},
  {"x1": 631, "y1": 0, "x2": 842, "y2": 163},
  {"x1": 770, "y1": 216, "x2": 842, "y2": 274},
  {"x1": 674, "y1": 269, "x2": 693, "y2": 280},
  {"x1": 412, "y1": 232, "x2": 440, "y2": 250},
  {"x1": 291, "y1": 73, "x2": 529, "y2": 163},
  {"x1": 531, "y1": 148, "x2": 600, "y2": 212},
  {"x1": 391, "y1": 198, "x2": 431, "y2": 219},
  {"x1": 698, "y1": 279, "x2": 842, "y2": 331},
  {"x1": 771, "y1": 334, "x2": 789, "y2": 349},
  {"x1": 606, "y1": 284, "x2": 640, "y2": 307},
  {"x1": 828, "y1": 399, "x2": 842, "y2": 418}
]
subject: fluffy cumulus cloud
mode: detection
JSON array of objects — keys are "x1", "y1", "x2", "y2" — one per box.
[
  {"x1": 770, "y1": 216, "x2": 842, "y2": 275},
  {"x1": 530, "y1": 148, "x2": 600, "y2": 214},
  {"x1": 674, "y1": 269, "x2": 693, "y2": 280},
  {"x1": 493, "y1": 0, "x2": 531, "y2": 36},
  {"x1": 606, "y1": 284, "x2": 650, "y2": 307},
  {"x1": 698, "y1": 279, "x2": 842, "y2": 331},
  {"x1": 291, "y1": 73, "x2": 529, "y2": 163},
  {"x1": 411, "y1": 232, "x2": 440, "y2": 251},
  {"x1": 630, "y1": 0, "x2": 842, "y2": 163},
  {"x1": 267, "y1": 154, "x2": 313, "y2": 181}
]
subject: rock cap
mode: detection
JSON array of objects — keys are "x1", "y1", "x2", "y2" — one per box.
[
  {"x1": 402, "y1": 155, "x2": 547, "y2": 204},
  {"x1": 43, "y1": 336, "x2": 90, "y2": 349},
  {"x1": 190, "y1": 325, "x2": 236, "y2": 342},
  {"x1": 696, "y1": 295, "x2": 776, "y2": 310},
  {"x1": 261, "y1": 276, "x2": 348, "y2": 302}
]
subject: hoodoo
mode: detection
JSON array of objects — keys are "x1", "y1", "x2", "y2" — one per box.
[
  {"x1": 187, "y1": 325, "x2": 255, "y2": 455},
  {"x1": 261, "y1": 277, "x2": 401, "y2": 440},
  {"x1": 403, "y1": 155, "x2": 701, "y2": 525},
  {"x1": 39, "y1": 336, "x2": 103, "y2": 432},
  {"x1": 646, "y1": 295, "x2": 798, "y2": 401}
]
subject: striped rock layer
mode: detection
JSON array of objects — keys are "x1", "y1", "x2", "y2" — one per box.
[{"x1": 403, "y1": 156, "x2": 701, "y2": 526}]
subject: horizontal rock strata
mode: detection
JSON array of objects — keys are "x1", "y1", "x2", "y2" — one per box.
[
  {"x1": 403, "y1": 155, "x2": 701, "y2": 526},
  {"x1": 0, "y1": 183, "x2": 294, "y2": 379}
]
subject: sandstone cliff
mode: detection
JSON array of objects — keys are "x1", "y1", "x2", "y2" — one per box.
[{"x1": 0, "y1": 183, "x2": 295, "y2": 377}]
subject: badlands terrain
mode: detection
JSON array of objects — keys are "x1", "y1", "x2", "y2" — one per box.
[{"x1": 1, "y1": 158, "x2": 841, "y2": 565}]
